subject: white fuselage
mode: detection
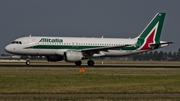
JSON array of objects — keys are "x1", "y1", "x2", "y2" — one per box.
[{"x1": 5, "y1": 36, "x2": 147, "y2": 57}]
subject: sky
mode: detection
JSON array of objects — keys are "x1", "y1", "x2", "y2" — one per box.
[{"x1": 0, "y1": 0, "x2": 180, "y2": 54}]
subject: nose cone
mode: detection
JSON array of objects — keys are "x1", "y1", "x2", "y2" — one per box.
[
  {"x1": 5, "y1": 45, "x2": 12, "y2": 53},
  {"x1": 5, "y1": 45, "x2": 9, "y2": 52}
]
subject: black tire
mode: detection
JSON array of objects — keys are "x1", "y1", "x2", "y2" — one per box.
[
  {"x1": 26, "y1": 60, "x2": 30, "y2": 65},
  {"x1": 75, "y1": 61, "x2": 82, "y2": 66},
  {"x1": 87, "y1": 60, "x2": 94, "y2": 66}
]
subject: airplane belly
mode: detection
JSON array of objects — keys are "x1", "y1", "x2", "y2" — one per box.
[
  {"x1": 37, "y1": 49, "x2": 57, "y2": 55},
  {"x1": 55, "y1": 49, "x2": 66, "y2": 55},
  {"x1": 102, "y1": 50, "x2": 144, "y2": 57},
  {"x1": 20, "y1": 49, "x2": 57, "y2": 55},
  {"x1": 103, "y1": 50, "x2": 128, "y2": 56}
]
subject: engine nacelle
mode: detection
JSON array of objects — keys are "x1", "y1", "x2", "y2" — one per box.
[
  {"x1": 46, "y1": 56, "x2": 63, "y2": 62},
  {"x1": 64, "y1": 51, "x2": 83, "y2": 62}
]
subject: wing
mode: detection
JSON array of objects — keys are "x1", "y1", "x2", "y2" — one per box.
[{"x1": 79, "y1": 44, "x2": 132, "y2": 56}]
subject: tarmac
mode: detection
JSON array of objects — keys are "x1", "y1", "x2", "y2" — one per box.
[{"x1": 0, "y1": 62, "x2": 180, "y2": 68}]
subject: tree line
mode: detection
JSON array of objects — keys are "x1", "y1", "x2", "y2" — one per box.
[{"x1": 131, "y1": 49, "x2": 180, "y2": 61}]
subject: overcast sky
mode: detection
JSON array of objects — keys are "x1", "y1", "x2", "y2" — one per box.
[{"x1": 0, "y1": 0, "x2": 179, "y2": 54}]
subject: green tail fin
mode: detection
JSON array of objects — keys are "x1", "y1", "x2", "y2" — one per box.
[{"x1": 136, "y1": 12, "x2": 166, "y2": 50}]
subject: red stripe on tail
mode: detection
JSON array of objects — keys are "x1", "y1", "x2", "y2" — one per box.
[{"x1": 140, "y1": 29, "x2": 156, "y2": 50}]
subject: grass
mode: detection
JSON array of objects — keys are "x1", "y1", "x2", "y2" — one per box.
[
  {"x1": 0, "y1": 97, "x2": 180, "y2": 101},
  {"x1": 0, "y1": 67, "x2": 180, "y2": 94},
  {"x1": 0, "y1": 66, "x2": 180, "y2": 100}
]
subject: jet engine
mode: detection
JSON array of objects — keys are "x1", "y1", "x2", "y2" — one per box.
[{"x1": 64, "y1": 51, "x2": 83, "y2": 62}]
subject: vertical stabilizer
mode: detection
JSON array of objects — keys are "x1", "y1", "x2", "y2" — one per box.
[{"x1": 135, "y1": 12, "x2": 166, "y2": 50}]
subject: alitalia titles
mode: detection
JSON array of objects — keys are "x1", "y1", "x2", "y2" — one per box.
[{"x1": 39, "y1": 38, "x2": 63, "y2": 43}]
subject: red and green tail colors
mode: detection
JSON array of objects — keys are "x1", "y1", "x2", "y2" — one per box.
[{"x1": 136, "y1": 12, "x2": 166, "y2": 50}]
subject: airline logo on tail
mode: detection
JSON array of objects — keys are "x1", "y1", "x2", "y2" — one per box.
[
  {"x1": 135, "y1": 13, "x2": 165, "y2": 50},
  {"x1": 138, "y1": 22, "x2": 159, "y2": 50}
]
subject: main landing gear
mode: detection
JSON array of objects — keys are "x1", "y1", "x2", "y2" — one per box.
[
  {"x1": 87, "y1": 60, "x2": 94, "y2": 66},
  {"x1": 75, "y1": 61, "x2": 82, "y2": 66},
  {"x1": 74, "y1": 60, "x2": 95, "y2": 66}
]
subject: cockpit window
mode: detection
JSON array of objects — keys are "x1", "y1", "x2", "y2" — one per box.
[
  {"x1": 12, "y1": 41, "x2": 16, "y2": 44},
  {"x1": 11, "y1": 41, "x2": 22, "y2": 44}
]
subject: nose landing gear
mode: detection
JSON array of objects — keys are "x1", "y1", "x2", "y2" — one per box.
[
  {"x1": 25, "y1": 60, "x2": 30, "y2": 65},
  {"x1": 25, "y1": 56, "x2": 31, "y2": 65}
]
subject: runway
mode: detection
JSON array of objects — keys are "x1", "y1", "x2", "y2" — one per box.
[
  {"x1": 0, "y1": 94, "x2": 180, "y2": 98},
  {"x1": 0, "y1": 62, "x2": 180, "y2": 68}
]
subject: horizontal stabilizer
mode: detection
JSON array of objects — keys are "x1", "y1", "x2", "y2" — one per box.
[{"x1": 149, "y1": 42, "x2": 174, "y2": 49}]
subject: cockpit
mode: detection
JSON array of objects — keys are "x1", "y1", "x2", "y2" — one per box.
[{"x1": 11, "y1": 41, "x2": 22, "y2": 44}]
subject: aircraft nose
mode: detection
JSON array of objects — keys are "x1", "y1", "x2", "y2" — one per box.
[{"x1": 5, "y1": 45, "x2": 12, "y2": 53}]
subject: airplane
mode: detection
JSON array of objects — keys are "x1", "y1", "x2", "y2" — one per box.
[{"x1": 5, "y1": 12, "x2": 173, "y2": 66}]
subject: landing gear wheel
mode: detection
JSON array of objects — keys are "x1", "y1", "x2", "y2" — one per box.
[
  {"x1": 75, "y1": 61, "x2": 82, "y2": 66},
  {"x1": 26, "y1": 60, "x2": 30, "y2": 65},
  {"x1": 87, "y1": 60, "x2": 95, "y2": 66}
]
